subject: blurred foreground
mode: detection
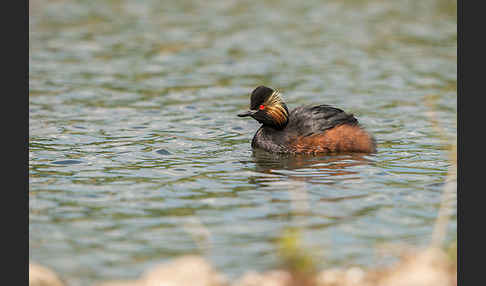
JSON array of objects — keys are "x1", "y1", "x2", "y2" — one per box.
[{"x1": 30, "y1": 245, "x2": 456, "y2": 286}]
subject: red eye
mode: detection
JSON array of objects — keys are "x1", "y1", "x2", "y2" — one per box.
[{"x1": 259, "y1": 105, "x2": 265, "y2": 110}]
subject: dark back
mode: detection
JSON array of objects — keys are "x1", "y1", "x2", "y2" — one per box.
[{"x1": 286, "y1": 105, "x2": 358, "y2": 137}]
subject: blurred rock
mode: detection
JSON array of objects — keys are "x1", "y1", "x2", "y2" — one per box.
[
  {"x1": 232, "y1": 270, "x2": 292, "y2": 286},
  {"x1": 316, "y1": 267, "x2": 369, "y2": 286},
  {"x1": 316, "y1": 268, "x2": 346, "y2": 285},
  {"x1": 142, "y1": 255, "x2": 228, "y2": 286},
  {"x1": 376, "y1": 248, "x2": 454, "y2": 286},
  {"x1": 97, "y1": 255, "x2": 228, "y2": 286},
  {"x1": 29, "y1": 263, "x2": 64, "y2": 286},
  {"x1": 94, "y1": 281, "x2": 143, "y2": 286}
]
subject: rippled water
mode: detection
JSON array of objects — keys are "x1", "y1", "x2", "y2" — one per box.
[{"x1": 29, "y1": 0, "x2": 457, "y2": 285}]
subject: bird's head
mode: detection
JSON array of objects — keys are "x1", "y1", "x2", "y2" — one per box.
[{"x1": 237, "y1": 86, "x2": 289, "y2": 130}]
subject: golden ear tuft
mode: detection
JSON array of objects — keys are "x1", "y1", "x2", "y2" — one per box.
[{"x1": 264, "y1": 89, "x2": 284, "y2": 106}]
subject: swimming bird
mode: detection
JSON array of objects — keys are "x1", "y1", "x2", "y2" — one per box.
[{"x1": 237, "y1": 86, "x2": 376, "y2": 154}]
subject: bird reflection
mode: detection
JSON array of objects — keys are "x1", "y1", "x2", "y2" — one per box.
[{"x1": 249, "y1": 149, "x2": 373, "y2": 183}]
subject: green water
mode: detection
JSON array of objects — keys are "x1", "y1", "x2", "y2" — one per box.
[{"x1": 29, "y1": 0, "x2": 457, "y2": 285}]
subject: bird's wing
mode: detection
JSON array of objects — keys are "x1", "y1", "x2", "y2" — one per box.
[{"x1": 286, "y1": 105, "x2": 359, "y2": 137}]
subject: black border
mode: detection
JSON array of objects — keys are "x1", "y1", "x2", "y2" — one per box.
[
  {"x1": 10, "y1": 0, "x2": 29, "y2": 285},
  {"x1": 24, "y1": 0, "x2": 29, "y2": 285},
  {"x1": 459, "y1": 0, "x2": 483, "y2": 285}
]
